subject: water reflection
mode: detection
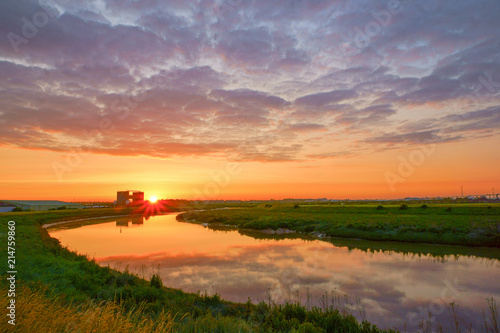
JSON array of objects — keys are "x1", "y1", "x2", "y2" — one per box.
[
  {"x1": 115, "y1": 215, "x2": 144, "y2": 227},
  {"x1": 48, "y1": 213, "x2": 500, "y2": 332},
  {"x1": 237, "y1": 229, "x2": 500, "y2": 261}
]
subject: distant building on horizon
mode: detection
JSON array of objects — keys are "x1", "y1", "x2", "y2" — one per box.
[
  {"x1": 0, "y1": 200, "x2": 83, "y2": 212},
  {"x1": 116, "y1": 190, "x2": 144, "y2": 206}
]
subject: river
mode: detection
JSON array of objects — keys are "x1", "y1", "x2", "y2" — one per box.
[{"x1": 48, "y1": 212, "x2": 500, "y2": 332}]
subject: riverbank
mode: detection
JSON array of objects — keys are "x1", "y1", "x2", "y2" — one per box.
[
  {"x1": 176, "y1": 203, "x2": 500, "y2": 248},
  {"x1": 0, "y1": 209, "x2": 395, "y2": 332}
]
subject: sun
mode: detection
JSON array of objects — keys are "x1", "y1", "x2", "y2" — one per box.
[{"x1": 150, "y1": 196, "x2": 157, "y2": 203}]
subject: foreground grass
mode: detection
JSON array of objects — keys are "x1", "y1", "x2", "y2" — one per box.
[
  {"x1": 0, "y1": 209, "x2": 395, "y2": 332},
  {"x1": 177, "y1": 203, "x2": 500, "y2": 247},
  {"x1": 0, "y1": 284, "x2": 176, "y2": 333}
]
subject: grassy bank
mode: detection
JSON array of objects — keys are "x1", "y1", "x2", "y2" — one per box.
[
  {"x1": 0, "y1": 209, "x2": 396, "y2": 332},
  {"x1": 177, "y1": 203, "x2": 500, "y2": 248}
]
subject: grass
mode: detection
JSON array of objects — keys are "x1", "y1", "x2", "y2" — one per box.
[
  {"x1": 0, "y1": 208, "x2": 398, "y2": 332},
  {"x1": 0, "y1": 283, "x2": 176, "y2": 333},
  {"x1": 1, "y1": 205, "x2": 498, "y2": 332},
  {"x1": 411, "y1": 299, "x2": 499, "y2": 333},
  {"x1": 177, "y1": 202, "x2": 500, "y2": 248}
]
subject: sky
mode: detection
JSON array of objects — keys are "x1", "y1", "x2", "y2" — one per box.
[{"x1": 0, "y1": 0, "x2": 499, "y2": 201}]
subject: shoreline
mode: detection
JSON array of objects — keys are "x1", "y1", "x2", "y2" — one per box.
[
  {"x1": 178, "y1": 215, "x2": 500, "y2": 261},
  {"x1": 176, "y1": 205, "x2": 500, "y2": 249}
]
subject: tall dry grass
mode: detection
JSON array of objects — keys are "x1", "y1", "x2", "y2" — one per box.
[
  {"x1": 1, "y1": 284, "x2": 177, "y2": 333},
  {"x1": 406, "y1": 298, "x2": 499, "y2": 333}
]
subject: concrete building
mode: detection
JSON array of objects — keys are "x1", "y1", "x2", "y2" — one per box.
[
  {"x1": 116, "y1": 190, "x2": 145, "y2": 206},
  {"x1": 0, "y1": 200, "x2": 84, "y2": 212}
]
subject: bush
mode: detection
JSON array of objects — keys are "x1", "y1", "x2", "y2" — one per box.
[
  {"x1": 421, "y1": 204, "x2": 428, "y2": 209},
  {"x1": 116, "y1": 272, "x2": 138, "y2": 287},
  {"x1": 445, "y1": 207, "x2": 452, "y2": 212},
  {"x1": 150, "y1": 274, "x2": 163, "y2": 289},
  {"x1": 133, "y1": 286, "x2": 160, "y2": 303},
  {"x1": 399, "y1": 204, "x2": 408, "y2": 210},
  {"x1": 297, "y1": 322, "x2": 323, "y2": 333},
  {"x1": 201, "y1": 292, "x2": 222, "y2": 306},
  {"x1": 293, "y1": 204, "x2": 300, "y2": 209},
  {"x1": 376, "y1": 205, "x2": 384, "y2": 210},
  {"x1": 12, "y1": 207, "x2": 23, "y2": 212}
]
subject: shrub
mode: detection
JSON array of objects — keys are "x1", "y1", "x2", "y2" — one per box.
[
  {"x1": 399, "y1": 204, "x2": 408, "y2": 210},
  {"x1": 150, "y1": 274, "x2": 163, "y2": 289},
  {"x1": 12, "y1": 207, "x2": 23, "y2": 212},
  {"x1": 201, "y1": 292, "x2": 222, "y2": 306},
  {"x1": 421, "y1": 204, "x2": 428, "y2": 209},
  {"x1": 116, "y1": 272, "x2": 138, "y2": 287},
  {"x1": 297, "y1": 322, "x2": 323, "y2": 333},
  {"x1": 293, "y1": 204, "x2": 300, "y2": 209},
  {"x1": 376, "y1": 205, "x2": 384, "y2": 210},
  {"x1": 445, "y1": 207, "x2": 452, "y2": 212},
  {"x1": 134, "y1": 286, "x2": 160, "y2": 303}
]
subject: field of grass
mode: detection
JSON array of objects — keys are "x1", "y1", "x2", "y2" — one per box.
[
  {"x1": 177, "y1": 202, "x2": 500, "y2": 248},
  {"x1": 1, "y1": 209, "x2": 400, "y2": 332}
]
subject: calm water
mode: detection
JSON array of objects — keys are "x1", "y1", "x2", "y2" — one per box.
[{"x1": 48, "y1": 213, "x2": 500, "y2": 331}]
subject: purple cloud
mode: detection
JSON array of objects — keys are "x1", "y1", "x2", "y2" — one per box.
[{"x1": 0, "y1": 0, "x2": 499, "y2": 161}]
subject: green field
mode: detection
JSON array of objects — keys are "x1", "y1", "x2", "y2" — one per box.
[{"x1": 177, "y1": 202, "x2": 500, "y2": 248}]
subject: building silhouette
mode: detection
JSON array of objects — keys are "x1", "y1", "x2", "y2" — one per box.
[{"x1": 116, "y1": 190, "x2": 144, "y2": 206}]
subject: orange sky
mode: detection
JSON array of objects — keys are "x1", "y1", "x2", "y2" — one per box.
[
  {"x1": 1, "y1": 134, "x2": 498, "y2": 201},
  {"x1": 2, "y1": 1, "x2": 500, "y2": 202}
]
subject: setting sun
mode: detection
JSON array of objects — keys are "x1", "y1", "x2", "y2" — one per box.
[{"x1": 150, "y1": 196, "x2": 157, "y2": 203}]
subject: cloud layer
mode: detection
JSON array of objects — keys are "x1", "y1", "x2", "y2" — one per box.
[{"x1": 1, "y1": 0, "x2": 499, "y2": 161}]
